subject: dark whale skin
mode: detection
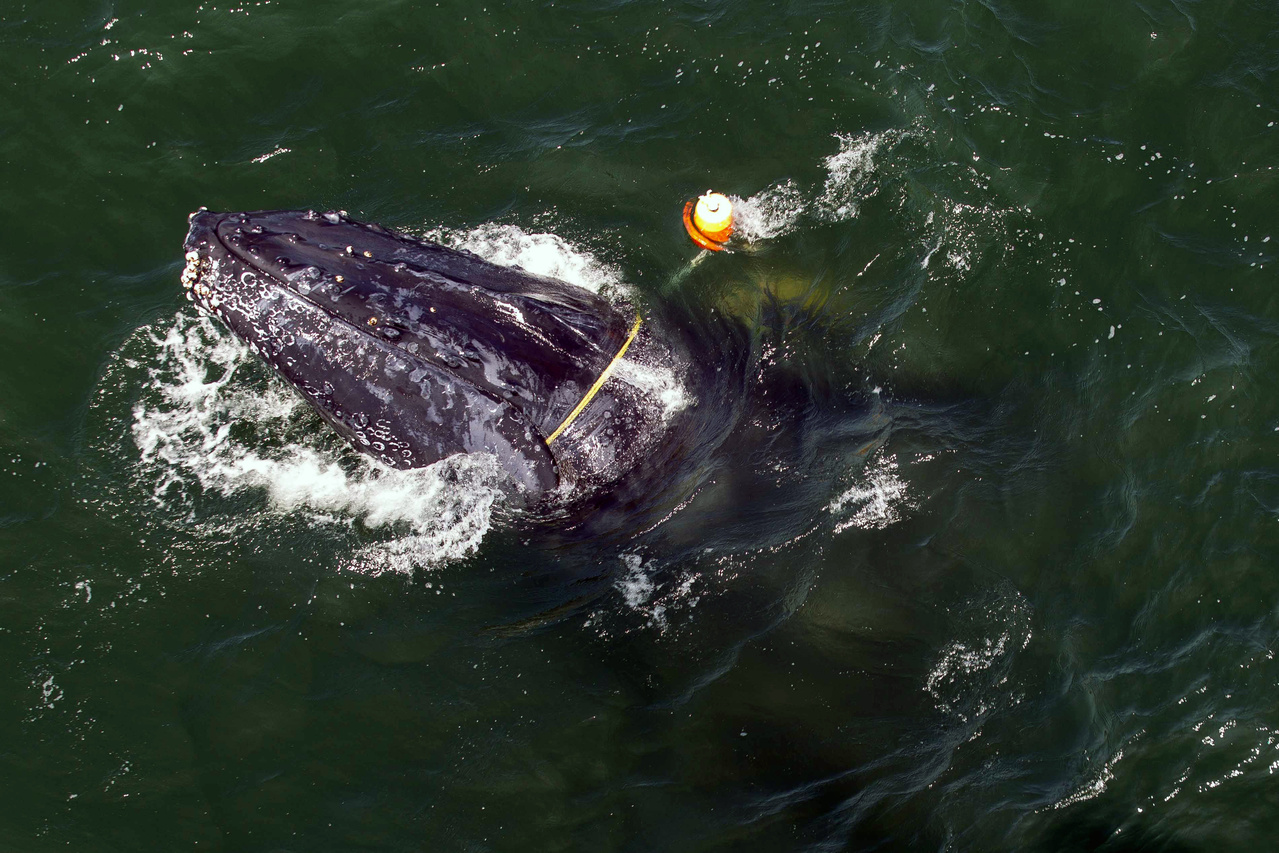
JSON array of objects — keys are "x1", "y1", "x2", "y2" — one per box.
[{"x1": 179, "y1": 209, "x2": 705, "y2": 500}]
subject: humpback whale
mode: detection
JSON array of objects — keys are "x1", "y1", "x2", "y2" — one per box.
[{"x1": 180, "y1": 209, "x2": 742, "y2": 502}]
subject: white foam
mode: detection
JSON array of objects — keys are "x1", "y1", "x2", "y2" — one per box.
[
  {"x1": 611, "y1": 553, "x2": 703, "y2": 631},
  {"x1": 828, "y1": 453, "x2": 911, "y2": 532},
  {"x1": 816, "y1": 130, "x2": 898, "y2": 221},
  {"x1": 617, "y1": 553, "x2": 655, "y2": 608},
  {"x1": 126, "y1": 311, "x2": 508, "y2": 574},
  {"x1": 920, "y1": 198, "x2": 1010, "y2": 279},
  {"x1": 732, "y1": 179, "x2": 806, "y2": 242},
  {"x1": 38, "y1": 673, "x2": 62, "y2": 709},
  {"x1": 423, "y1": 222, "x2": 625, "y2": 296},
  {"x1": 612, "y1": 358, "x2": 693, "y2": 423},
  {"x1": 722, "y1": 130, "x2": 898, "y2": 242}
]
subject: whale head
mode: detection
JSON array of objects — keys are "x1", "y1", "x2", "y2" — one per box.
[{"x1": 180, "y1": 209, "x2": 640, "y2": 496}]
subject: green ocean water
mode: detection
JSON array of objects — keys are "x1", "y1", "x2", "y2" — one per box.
[{"x1": 3, "y1": 0, "x2": 1279, "y2": 849}]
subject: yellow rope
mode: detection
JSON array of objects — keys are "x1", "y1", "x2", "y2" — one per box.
[{"x1": 545, "y1": 311, "x2": 643, "y2": 445}]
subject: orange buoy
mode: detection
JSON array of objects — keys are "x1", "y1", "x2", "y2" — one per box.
[{"x1": 683, "y1": 190, "x2": 734, "y2": 251}]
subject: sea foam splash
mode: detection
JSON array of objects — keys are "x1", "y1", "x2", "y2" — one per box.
[
  {"x1": 126, "y1": 312, "x2": 510, "y2": 574},
  {"x1": 728, "y1": 129, "x2": 902, "y2": 245},
  {"x1": 815, "y1": 130, "x2": 899, "y2": 221},
  {"x1": 731, "y1": 179, "x2": 807, "y2": 242},
  {"x1": 612, "y1": 358, "x2": 693, "y2": 423},
  {"x1": 606, "y1": 552, "x2": 702, "y2": 633},
  {"x1": 422, "y1": 222, "x2": 626, "y2": 296}
]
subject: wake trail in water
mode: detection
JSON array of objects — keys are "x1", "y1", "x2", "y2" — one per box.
[{"x1": 727, "y1": 130, "x2": 901, "y2": 244}]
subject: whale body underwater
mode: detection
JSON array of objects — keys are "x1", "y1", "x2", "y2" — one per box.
[{"x1": 180, "y1": 209, "x2": 753, "y2": 506}]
